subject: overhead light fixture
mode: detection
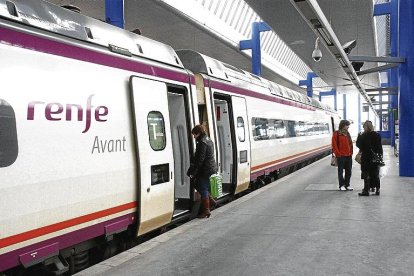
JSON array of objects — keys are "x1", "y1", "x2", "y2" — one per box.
[
  {"x1": 342, "y1": 40, "x2": 357, "y2": 55},
  {"x1": 352, "y1": 61, "x2": 364, "y2": 72},
  {"x1": 61, "y1": 4, "x2": 81, "y2": 13},
  {"x1": 312, "y1": 37, "x2": 322, "y2": 62}
]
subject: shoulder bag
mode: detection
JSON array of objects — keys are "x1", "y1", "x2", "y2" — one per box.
[
  {"x1": 331, "y1": 131, "x2": 339, "y2": 167},
  {"x1": 355, "y1": 151, "x2": 362, "y2": 164},
  {"x1": 371, "y1": 149, "x2": 385, "y2": 167}
]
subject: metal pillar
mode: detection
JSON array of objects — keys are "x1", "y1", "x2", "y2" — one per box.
[
  {"x1": 358, "y1": 94, "x2": 361, "y2": 133},
  {"x1": 343, "y1": 94, "x2": 347, "y2": 119},
  {"x1": 105, "y1": 0, "x2": 124, "y2": 29},
  {"x1": 318, "y1": 88, "x2": 337, "y2": 110},
  {"x1": 240, "y1": 22, "x2": 271, "y2": 76},
  {"x1": 299, "y1": 72, "x2": 318, "y2": 98},
  {"x1": 379, "y1": 82, "x2": 388, "y2": 131},
  {"x1": 398, "y1": 0, "x2": 414, "y2": 176}
]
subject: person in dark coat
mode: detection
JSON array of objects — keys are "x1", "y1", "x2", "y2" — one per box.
[
  {"x1": 187, "y1": 124, "x2": 218, "y2": 218},
  {"x1": 332, "y1": 120, "x2": 354, "y2": 191},
  {"x1": 356, "y1": 120, "x2": 383, "y2": 196}
]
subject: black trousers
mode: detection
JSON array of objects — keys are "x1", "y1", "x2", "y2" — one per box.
[
  {"x1": 337, "y1": 156, "x2": 352, "y2": 188},
  {"x1": 362, "y1": 166, "x2": 380, "y2": 192}
]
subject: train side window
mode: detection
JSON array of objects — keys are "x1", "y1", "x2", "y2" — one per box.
[
  {"x1": 268, "y1": 119, "x2": 286, "y2": 139},
  {"x1": 286, "y1": 120, "x2": 296, "y2": 137},
  {"x1": 324, "y1": 123, "x2": 329, "y2": 134},
  {"x1": 147, "y1": 111, "x2": 166, "y2": 151},
  {"x1": 252, "y1": 117, "x2": 269, "y2": 140},
  {"x1": 0, "y1": 99, "x2": 18, "y2": 167},
  {"x1": 295, "y1": 121, "x2": 306, "y2": 136},
  {"x1": 237, "y1": 117, "x2": 245, "y2": 142}
]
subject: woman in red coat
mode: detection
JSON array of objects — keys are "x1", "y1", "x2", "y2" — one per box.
[{"x1": 332, "y1": 120, "x2": 354, "y2": 191}]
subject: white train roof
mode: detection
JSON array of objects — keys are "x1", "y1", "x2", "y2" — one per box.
[
  {"x1": 0, "y1": 0, "x2": 184, "y2": 68},
  {"x1": 177, "y1": 50, "x2": 335, "y2": 113}
]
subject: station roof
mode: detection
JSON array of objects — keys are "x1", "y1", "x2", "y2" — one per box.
[{"x1": 245, "y1": 0, "x2": 381, "y2": 93}]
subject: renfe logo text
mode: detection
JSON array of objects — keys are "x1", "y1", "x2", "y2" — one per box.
[{"x1": 27, "y1": 95, "x2": 108, "y2": 133}]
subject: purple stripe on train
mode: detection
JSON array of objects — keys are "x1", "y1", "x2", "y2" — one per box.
[{"x1": 0, "y1": 27, "x2": 189, "y2": 84}]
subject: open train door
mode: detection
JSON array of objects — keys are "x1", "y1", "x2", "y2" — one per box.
[
  {"x1": 130, "y1": 77, "x2": 174, "y2": 236},
  {"x1": 231, "y1": 96, "x2": 251, "y2": 194}
]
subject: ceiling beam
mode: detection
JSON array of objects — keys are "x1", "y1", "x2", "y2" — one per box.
[
  {"x1": 356, "y1": 63, "x2": 400, "y2": 76},
  {"x1": 365, "y1": 87, "x2": 397, "y2": 92},
  {"x1": 349, "y1": 55, "x2": 405, "y2": 63},
  {"x1": 367, "y1": 91, "x2": 398, "y2": 96},
  {"x1": 370, "y1": 101, "x2": 390, "y2": 105}
]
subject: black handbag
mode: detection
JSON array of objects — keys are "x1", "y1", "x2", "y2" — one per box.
[{"x1": 371, "y1": 149, "x2": 385, "y2": 167}]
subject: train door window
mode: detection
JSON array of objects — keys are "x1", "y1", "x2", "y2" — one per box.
[
  {"x1": 0, "y1": 99, "x2": 18, "y2": 167},
  {"x1": 237, "y1": 117, "x2": 245, "y2": 142},
  {"x1": 147, "y1": 111, "x2": 166, "y2": 151}
]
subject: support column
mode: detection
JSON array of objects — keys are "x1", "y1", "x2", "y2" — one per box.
[
  {"x1": 240, "y1": 22, "x2": 271, "y2": 76},
  {"x1": 358, "y1": 94, "x2": 361, "y2": 133},
  {"x1": 299, "y1": 72, "x2": 318, "y2": 98},
  {"x1": 343, "y1": 94, "x2": 347, "y2": 119},
  {"x1": 105, "y1": 0, "x2": 124, "y2": 29},
  {"x1": 318, "y1": 88, "x2": 337, "y2": 110},
  {"x1": 398, "y1": 0, "x2": 414, "y2": 176},
  {"x1": 379, "y1": 83, "x2": 388, "y2": 131}
]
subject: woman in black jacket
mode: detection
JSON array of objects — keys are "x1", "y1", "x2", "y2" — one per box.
[
  {"x1": 187, "y1": 125, "x2": 218, "y2": 218},
  {"x1": 356, "y1": 120, "x2": 383, "y2": 196}
]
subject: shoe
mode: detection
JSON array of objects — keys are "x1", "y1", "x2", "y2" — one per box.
[
  {"x1": 375, "y1": 191, "x2": 380, "y2": 196},
  {"x1": 339, "y1": 186, "x2": 346, "y2": 191},
  {"x1": 345, "y1": 186, "x2": 353, "y2": 191},
  {"x1": 370, "y1": 188, "x2": 375, "y2": 192},
  {"x1": 358, "y1": 192, "x2": 369, "y2": 196}
]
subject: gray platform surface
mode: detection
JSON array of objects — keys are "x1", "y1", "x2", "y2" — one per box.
[{"x1": 78, "y1": 146, "x2": 414, "y2": 276}]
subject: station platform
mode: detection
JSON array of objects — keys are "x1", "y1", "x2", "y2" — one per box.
[{"x1": 78, "y1": 146, "x2": 414, "y2": 275}]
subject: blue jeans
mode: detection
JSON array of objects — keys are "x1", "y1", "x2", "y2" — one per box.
[
  {"x1": 197, "y1": 175, "x2": 210, "y2": 197},
  {"x1": 337, "y1": 156, "x2": 352, "y2": 188}
]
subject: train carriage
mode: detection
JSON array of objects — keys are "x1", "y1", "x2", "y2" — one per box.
[
  {"x1": 0, "y1": 1, "x2": 339, "y2": 275},
  {"x1": 177, "y1": 50, "x2": 339, "y2": 192}
]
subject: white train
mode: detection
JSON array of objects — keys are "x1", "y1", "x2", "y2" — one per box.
[{"x1": 0, "y1": 1, "x2": 339, "y2": 274}]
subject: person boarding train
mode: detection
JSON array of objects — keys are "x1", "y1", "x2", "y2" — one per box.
[{"x1": 187, "y1": 125, "x2": 218, "y2": 218}]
